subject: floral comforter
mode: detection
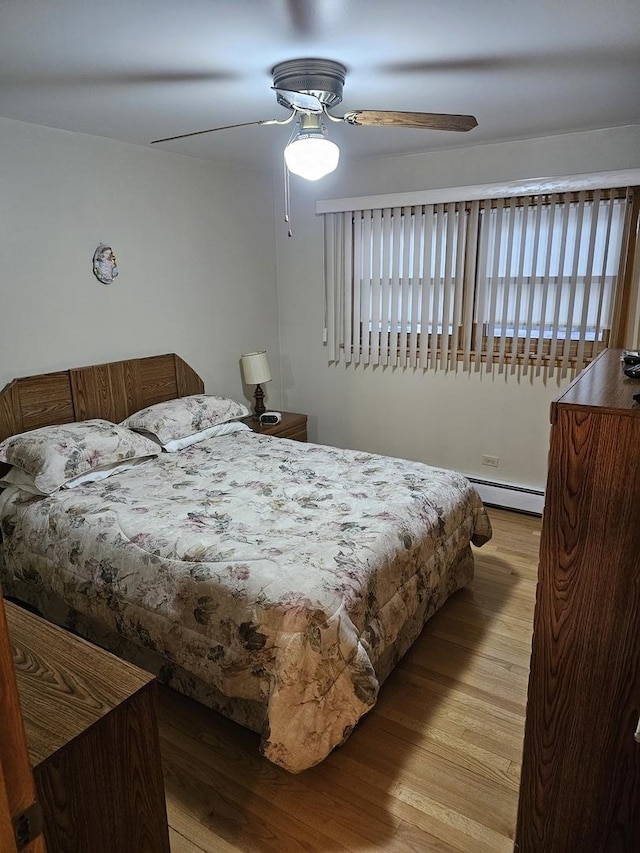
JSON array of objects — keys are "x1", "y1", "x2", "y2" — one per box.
[{"x1": 0, "y1": 432, "x2": 491, "y2": 772}]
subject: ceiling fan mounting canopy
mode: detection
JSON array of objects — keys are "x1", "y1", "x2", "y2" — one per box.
[{"x1": 272, "y1": 58, "x2": 346, "y2": 110}]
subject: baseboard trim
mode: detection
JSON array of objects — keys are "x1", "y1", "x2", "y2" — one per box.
[{"x1": 467, "y1": 476, "x2": 545, "y2": 516}]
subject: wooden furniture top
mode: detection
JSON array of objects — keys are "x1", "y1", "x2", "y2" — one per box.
[
  {"x1": 0, "y1": 593, "x2": 45, "y2": 853},
  {"x1": 243, "y1": 411, "x2": 307, "y2": 439},
  {"x1": 6, "y1": 601, "x2": 155, "y2": 767},
  {"x1": 0, "y1": 353, "x2": 205, "y2": 443},
  {"x1": 551, "y1": 348, "x2": 640, "y2": 422}
]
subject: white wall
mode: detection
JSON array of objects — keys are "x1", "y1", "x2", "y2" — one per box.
[
  {"x1": 3, "y1": 117, "x2": 638, "y2": 494},
  {"x1": 0, "y1": 116, "x2": 281, "y2": 411},
  {"x1": 275, "y1": 126, "x2": 640, "y2": 492}
]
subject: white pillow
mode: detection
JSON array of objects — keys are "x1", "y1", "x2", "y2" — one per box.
[
  {"x1": 161, "y1": 420, "x2": 250, "y2": 452},
  {"x1": 62, "y1": 456, "x2": 153, "y2": 488}
]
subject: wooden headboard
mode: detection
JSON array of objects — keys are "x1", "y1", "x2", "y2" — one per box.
[{"x1": 0, "y1": 353, "x2": 205, "y2": 443}]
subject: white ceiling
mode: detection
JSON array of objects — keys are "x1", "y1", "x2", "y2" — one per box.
[{"x1": 1, "y1": 0, "x2": 639, "y2": 173}]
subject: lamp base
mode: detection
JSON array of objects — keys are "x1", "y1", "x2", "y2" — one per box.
[{"x1": 253, "y1": 383, "x2": 266, "y2": 419}]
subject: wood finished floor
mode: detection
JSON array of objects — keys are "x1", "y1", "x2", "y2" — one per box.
[{"x1": 158, "y1": 508, "x2": 541, "y2": 853}]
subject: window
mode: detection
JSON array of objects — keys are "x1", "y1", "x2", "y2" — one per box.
[{"x1": 323, "y1": 186, "x2": 639, "y2": 375}]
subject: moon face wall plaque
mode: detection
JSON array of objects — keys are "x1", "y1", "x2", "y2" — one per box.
[{"x1": 92, "y1": 244, "x2": 119, "y2": 284}]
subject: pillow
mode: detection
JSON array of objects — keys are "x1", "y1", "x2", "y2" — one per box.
[
  {"x1": 161, "y1": 419, "x2": 250, "y2": 452},
  {"x1": 0, "y1": 466, "x2": 48, "y2": 496},
  {"x1": 61, "y1": 456, "x2": 154, "y2": 489},
  {"x1": 121, "y1": 395, "x2": 249, "y2": 448},
  {"x1": 0, "y1": 419, "x2": 160, "y2": 495},
  {"x1": 0, "y1": 456, "x2": 153, "y2": 495}
]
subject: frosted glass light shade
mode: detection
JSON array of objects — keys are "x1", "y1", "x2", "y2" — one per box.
[
  {"x1": 240, "y1": 351, "x2": 272, "y2": 385},
  {"x1": 284, "y1": 135, "x2": 340, "y2": 181}
]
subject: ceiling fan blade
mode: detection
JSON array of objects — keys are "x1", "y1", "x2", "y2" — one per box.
[
  {"x1": 283, "y1": 0, "x2": 318, "y2": 36},
  {"x1": 342, "y1": 110, "x2": 478, "y2": 132},
  {"x1": 150, "y1": 117, "x2": 284, "y2": 144}
]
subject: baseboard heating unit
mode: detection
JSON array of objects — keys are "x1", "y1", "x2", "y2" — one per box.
[{"x1": 467, "y1": 477, "x2": 544, "y2": 516}]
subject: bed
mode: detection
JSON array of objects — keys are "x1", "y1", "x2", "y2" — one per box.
[{"x1": 0, "y1": 353, "x2": 492, "y2": 772}]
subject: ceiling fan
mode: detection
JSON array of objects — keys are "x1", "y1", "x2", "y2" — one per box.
[{"x1": 151, "y1": 58, "x2": 478, "y2": 181}]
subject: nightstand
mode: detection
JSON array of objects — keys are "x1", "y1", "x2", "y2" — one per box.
[{"x1": 243, "y1": 411, "x2": 307, "y2": 442}]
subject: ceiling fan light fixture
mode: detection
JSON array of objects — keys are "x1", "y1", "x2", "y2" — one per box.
[
  {"x1": 284, "y1": 116, "x2": 339, "y2": 181},
  {"x1": 284, "y1": 135, "x2": 339, "y2": 180}
]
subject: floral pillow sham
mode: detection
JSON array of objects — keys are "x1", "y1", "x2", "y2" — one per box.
[
  {"x1": 0, "y1": 419, "x2": 160, "y2": 495},
  {"x1": 0, "y1": 456, "x2": 152, "y2": 496},
  {"x1": 121, "y1": 395, "x2": 249, "y2": 448}
]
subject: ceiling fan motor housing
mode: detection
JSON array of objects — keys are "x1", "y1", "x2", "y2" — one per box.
[{"x1": 272, "y1": 58, "x2": 346, "y2": 109}]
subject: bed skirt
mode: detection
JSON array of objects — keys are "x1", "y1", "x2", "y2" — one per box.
[{"x1": 1, "y1": 544, "x2": 474, "y2": 750}]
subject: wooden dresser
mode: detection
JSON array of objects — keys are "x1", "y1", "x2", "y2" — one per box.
[
  {"x1": 515, "y1": 349, "x2": 640, "y2": 852},
  {"x1": 7, "y1": 601, "x2": 170, "y2": 853}
]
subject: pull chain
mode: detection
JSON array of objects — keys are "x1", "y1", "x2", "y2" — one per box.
[{"x1": 283, "y1": 156, "x2": 293, "y2": 237}]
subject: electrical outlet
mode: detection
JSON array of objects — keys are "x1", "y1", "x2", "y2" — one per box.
[{"x1": 481, "y1": 454, "x2": 500, "y2": 468}]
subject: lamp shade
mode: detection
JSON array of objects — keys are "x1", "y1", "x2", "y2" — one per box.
[
  {"x1": 284, "y1": 134, "x2": 340, "y2": 181},
  {"x1": 240, "y1": 351, "x2": 272, "y2": 385}
]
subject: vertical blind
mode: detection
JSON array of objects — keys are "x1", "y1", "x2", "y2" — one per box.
[{"x1": 324, "y1": 187, "x2": 636, "y2": 376}]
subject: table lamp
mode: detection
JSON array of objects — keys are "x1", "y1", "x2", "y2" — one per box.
[{"x1": 240, "y1": 351, "x2": 272, "y2": 419}]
